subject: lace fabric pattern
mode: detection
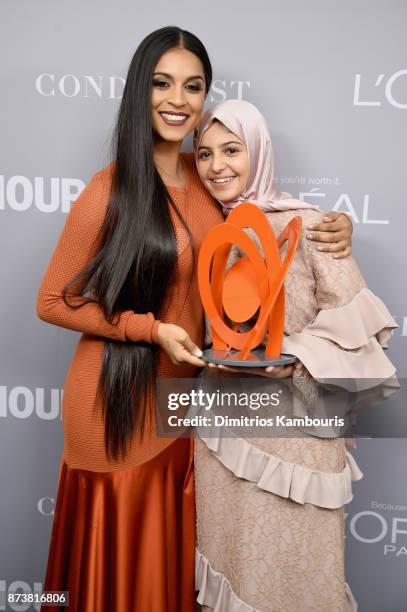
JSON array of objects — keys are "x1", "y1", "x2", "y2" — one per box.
[
  {"x1": 194, "y1": 208, "x2": 393, "y2": 611},
  {"x1": 195, "y1": 436, "x2": 347, "y2": 612}
]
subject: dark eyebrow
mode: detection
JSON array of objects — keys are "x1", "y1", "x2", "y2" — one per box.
[
  {"x1": 153, "y1": 72, "x2": 204, "y2": 82},
  {"x1": 198, "y1": 140, "x2": 243, "y2": 151},
  {"x1": 222, "y1": 140, "x2": 243, "y2": 146}
]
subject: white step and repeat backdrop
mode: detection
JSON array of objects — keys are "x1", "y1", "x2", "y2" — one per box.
[{"x1": 1, "y1": 1, "x2": 406, "y2": 610}]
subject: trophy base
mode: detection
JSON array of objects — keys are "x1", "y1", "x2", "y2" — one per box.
[{"x1": 202, "y1": 348, "x2": 297, "y2": 367}]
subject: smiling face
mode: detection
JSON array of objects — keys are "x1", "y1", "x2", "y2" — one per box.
[
  {"x1": 151, "y1": 47, "x2": 207, "y2": 143},
  {"x1": 197, "y1": 120, "x2": 249, "y2": 203}
]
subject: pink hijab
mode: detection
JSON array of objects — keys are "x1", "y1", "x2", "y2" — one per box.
[{"x1": 195, "y1": 99, "x2": 319, "y2": 216}]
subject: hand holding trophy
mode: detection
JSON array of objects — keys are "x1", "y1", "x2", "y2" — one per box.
[{"x1": 198, "y1": 202, "x2": 302, "y2": 368}]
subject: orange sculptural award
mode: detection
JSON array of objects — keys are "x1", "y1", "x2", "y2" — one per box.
[{"x1": 198, "y1": 203, "x2": 302, "y2": 367}]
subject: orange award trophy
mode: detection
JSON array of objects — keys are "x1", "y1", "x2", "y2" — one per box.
[{"x1": 198, "y1": 203, "x2": 302, "y2": 367}]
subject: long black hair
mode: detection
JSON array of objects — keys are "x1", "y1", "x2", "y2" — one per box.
[{"x1": 62, "y1": 26, "x2": 212, "y2": 460}]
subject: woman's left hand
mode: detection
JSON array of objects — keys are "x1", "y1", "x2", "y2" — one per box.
[
  {"x1": 208, "y1": 363, "x2": 294, "y2": 378},
  {"x1": 305, "y1": 211, "x2": 353, "y2": 259}
]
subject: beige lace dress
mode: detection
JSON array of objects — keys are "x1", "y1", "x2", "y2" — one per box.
[{"x1": 194, "y1": 209, "x2": 397, "y2": 612}]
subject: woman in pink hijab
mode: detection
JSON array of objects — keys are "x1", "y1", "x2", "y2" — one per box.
[{"x1": 193, "y1": 100, "x2": 397, "y2": 612}]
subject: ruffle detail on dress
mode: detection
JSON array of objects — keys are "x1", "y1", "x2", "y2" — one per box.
[
  {"x1": 196, "y1": 430, "x2": 363, "y2": 509},
  {"x1": 196, "y1": 549, "x2": 357, "y2": 612},
  {"x1": 303, "y1": 288, "x2": 397, "y2": 349},
  {"x1": 282, "y1": 289, "x2": 397, "y2": 389},
  {"x1": 345, "y1": 581, "x2": 358, "y2": 611},
  {"x1": 196, "y1": 549, "x2": 259, "y2": 612}
]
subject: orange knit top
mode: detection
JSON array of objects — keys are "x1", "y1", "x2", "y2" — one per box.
[{"x1": 36, "y1": 152, "x2": 224, "y2": 471}]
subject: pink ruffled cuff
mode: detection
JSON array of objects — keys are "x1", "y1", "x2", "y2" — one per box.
[{"x1": 283, "y1": 288, "x2": 397, "y2": 387}]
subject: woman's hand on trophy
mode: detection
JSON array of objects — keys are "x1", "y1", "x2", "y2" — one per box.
[
  {"x1": 156, "y1": 323, "x2": 206, "y2": 367},
  {"x1": 208, "y1": 363, "x2": 294, "y2": 378},
  {"x1": 306, "y1": 211, "x2": 353, "y2": 259}
]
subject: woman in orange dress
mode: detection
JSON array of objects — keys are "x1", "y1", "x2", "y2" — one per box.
[{"x1": 36, "y1": 27, "x2": 353, "y2": 612}]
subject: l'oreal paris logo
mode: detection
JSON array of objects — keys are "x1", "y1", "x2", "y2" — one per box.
[
  {"x1": 353, "y1": 70, "x2": 407, "y2": 109},
  {"x1": 345, "y1": 509, "x2": 407, "y2": 558},
  {"x1": 298, "y1": 189, "x2": 389, "y2": 225},
  {"x1": 35, "y1": 73, "x2": 251, "y2": 101}
]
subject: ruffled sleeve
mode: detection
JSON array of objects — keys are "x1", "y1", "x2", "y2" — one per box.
[{"x1": 282, "y1": 239, "x2": 398, "y2": 387}]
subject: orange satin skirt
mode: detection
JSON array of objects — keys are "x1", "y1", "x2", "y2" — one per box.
[{"x1": 40, "y1": 436, "x2": 196, "y2": 612}]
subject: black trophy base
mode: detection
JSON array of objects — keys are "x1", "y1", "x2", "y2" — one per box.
[{"x1": 202, "y1": 348, "x2": 297, "y2": 367}]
